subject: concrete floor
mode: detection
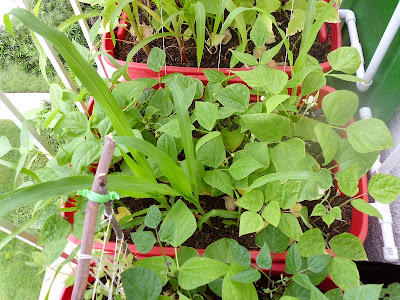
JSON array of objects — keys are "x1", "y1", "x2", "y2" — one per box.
[
  {"x1": 0, "y1": 93, "x2": 49, "y2": 120},
  {"x1": 364, "y1": 105, "x2": 400, "y2": 264}
]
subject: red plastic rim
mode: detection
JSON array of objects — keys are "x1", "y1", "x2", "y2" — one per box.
[{"x1": 59, "y1": 258, "x2": 336, "y2": 299}]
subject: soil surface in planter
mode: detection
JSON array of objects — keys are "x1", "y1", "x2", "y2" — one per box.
[
  {"x1": 113, "y1": 10, "x2": 331, "y2": 68},
  {"x1": 111, "y1": 192, "x2": 352, "y2": 249}
]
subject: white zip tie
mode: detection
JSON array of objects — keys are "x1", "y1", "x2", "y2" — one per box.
[{"x1": 78, "y1": 253, "x2": 94, "y2": 260}]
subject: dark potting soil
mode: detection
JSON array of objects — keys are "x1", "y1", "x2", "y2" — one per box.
[
  {"x1": 302, "y1": 191, "x2": 353, "y2": 240},
  {"x1": 113, "y1": 10, "x2": 332, "y2": 68},
  {"x1": 111, "y1": 191, "x2": 352, "y2": 249}
]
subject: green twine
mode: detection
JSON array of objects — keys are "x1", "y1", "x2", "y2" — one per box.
[{"x1": 78, "y1": 189, "x2": 120, "y2": 203}]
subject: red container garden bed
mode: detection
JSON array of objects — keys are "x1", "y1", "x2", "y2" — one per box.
[
  {"x1": 100, "y1": 5, "x2": 342, "y2": 83},
  {"x1": 101, "y1": 26, "x2": 341, "y2": 83}
]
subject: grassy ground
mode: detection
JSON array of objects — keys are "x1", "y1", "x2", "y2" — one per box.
[
  {"x1": 0, "y1": 65, "x2": 51, "y2": 93},
  {"x1": 0, "y1": 236, "x2": 44, "y2": 300},
  {"x1": 0, "y1": 120, "x2": 45, "y2": 299}
]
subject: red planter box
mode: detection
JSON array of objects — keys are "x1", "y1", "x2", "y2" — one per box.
[
  {"x1": 59, "y1": 258, "x2": 337, "y2": 300},
  {"x1": 100, "y1": 15, "x2": 341, "y2": 83}
]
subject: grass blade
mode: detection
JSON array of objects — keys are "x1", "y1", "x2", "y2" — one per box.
[
  {"x1": 169, "y1": 83, "x2": 199, "y2": 202},
  {"x1": 114, "y1": 136, "x2": 194, "y2": 202},
  {"x1": 194, "y1": 2, "x2": 206, "y2": 67}
]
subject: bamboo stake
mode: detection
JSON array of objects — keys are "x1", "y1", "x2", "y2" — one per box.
[{"x1": 71, "y1": 135, "x2": 116, "y2": 300}]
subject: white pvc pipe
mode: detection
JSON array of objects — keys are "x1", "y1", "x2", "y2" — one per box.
[
  {"x1": 339, "y1": 9, "x2": 366, "y2": 81},
  {"x1": 359, "y1": 107, "x2": 399, "y2": 262},
  {"x1": 356, "y1": 1, "x2": 400, "y2": 92}
]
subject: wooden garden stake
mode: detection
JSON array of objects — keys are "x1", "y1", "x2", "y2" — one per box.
[{"x1": 71, "y1": 135, "x2": 116, "y2": 300}]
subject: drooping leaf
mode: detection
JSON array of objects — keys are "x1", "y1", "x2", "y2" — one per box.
[
  {"x1": 134, "y1": 256, "x2": 176, "y2": 286},
  {"x1": 307, "y1": 255, "x2": 332, "y2": 274},
  {"x1": 250, "y1": 15, "x2": 269, "y2": 48},
  {"x1": 287, "y1": 9, "x2": 305, "y2": 36},
  {"x1": 203, "y1": 170, "x2": 233, "y2": 197},
  {"x1": 256, "y1": 242, "x2": 272, "y2": 269},
  {"x1": 222, "y1": 263, "x2": 258, "y2": 300},
  {"x1": 194, "y1": 101, "x2": 218, "y2": 131},
  {"x1": 178, "y1": 257, "x2": 229, "y2": 290},
  {"x1": 239, "y1": 211, "x2": 264, "y2": 236},
  {"x1": 298, "y1": 228, "x2": 325, "y2": 257},
  {"x1": 242, "y1": 142, "x2": 270, "y2": 167},
  {"x1": 234, "y1": 66, "x2": 288, "y2": 94},
  {"x1": 327, "y1": 257, "x2": 360, "y2": 291},
  {"x1": 278, "y1": 213, "x2": 303, "y2": 241},
  {"x1": 0, "y1": 136, "x2": 12, "y2": 158},
  {"x1": 38, "y1": 214, "x2": 71, "y2": 246},
  {"x1": 121, "y1": 267, "x2": 162, "y2": 300},
  {"x1": 236, "y1": 190, "x2": 264, "y2": 212},
  {"x1": 327, "y1": 47, "x2": 361, "y2": 74},
  {"x1": 255, "y1": 226, "x2": 290, "y2": 253},
  {"x1": 285, "y1": 243, "x2": 302, "y2": 274},
  {"x1": 335, "y1": 163, "x2": 359, "y2": 197},
  {"x1": 322, "y1": 90, "x2": 359, "y2": 126},
  {"x1": 241, "y1": 113, "x2": 291, "y2": 143},
  {"x1": 230, "y1": 156, "x2": 264, "y2": 180},
  {"x1": 346, "y1": 118, "x2": 393, "y2": 153},
  {"x1": 221, "y1": 128, "x2": 244, "y2": 152},
  {"x1": 159, "y1": 200, "x2": 196, "y2": 247},
  {"x1": 231, "y1": 268, "x2": 261, "y2": 284},
  {"x1": 343, "y1": 285, "x2": 383, "y2": 300},
  {"x1": 314, "y1": 123, "x2": 339, "y2": 165},
  {"x1": 261, "y1": 200, "x2": 281, "y2": 227},
  {"x1": 176, "y1": 246, "x2": 199, "y2": 266},
  {"x1": 131, "y1": 231, "x2": 156, "y2": 254},
  {"x1": 270, "y1": 138, "x2": 305, "y2": 172},
  {"x1": 147, "y1": 47, "x2": 166, "y2": 72},
  {"x1": 215, "y1": 84, "x2": 250, "y2": 112},
  {"x1": 351, "y1": 199, "x2": 382, "y2": 219},
  {"x1": 329, "y1": 233, "x2": 368, "y2": 261},
  {"x1": 197, "y1": 136, "x2": 226, "y2": 168},
  {"x1": 203, "y1": 238, "x2": 236, "y2": 264},
  {"x1": 145, "y1": 205, "x2": 162, "y2": 229},
  {"x1": 334, "y1": 139, "x2": 379, "y2": 179}
]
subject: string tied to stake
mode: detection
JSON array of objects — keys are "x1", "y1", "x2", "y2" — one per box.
[{"x1": 78, "y1": 189, "x2": 120, "y2": 203}]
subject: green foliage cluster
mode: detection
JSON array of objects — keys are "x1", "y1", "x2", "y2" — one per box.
[{"x1": 1, "y1": 5, "x2": 400, "y2": 300}]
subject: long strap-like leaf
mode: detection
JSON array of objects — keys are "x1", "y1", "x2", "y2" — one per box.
[
  {"x1": 247, "y1": 171, "x2": 332, "y2": 192},
  {"x1": 0, "y1": 175, "x2": 178, "y2": 218},
  {"x1": 114, "y1": 136, "x2": 195, "y2": 202}
]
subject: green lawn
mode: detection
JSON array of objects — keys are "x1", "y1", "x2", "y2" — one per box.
[
  {"x1": 0, "y1": 120, "x2": 44, "y2": 300},
  {"x1": 0, "y1": 65, "x2": 51, "y2": 93},
  {"x1": 0, "y1": 236, "x2": 44, "y2": 300},
  {"x1": 0, "y1": 120, "x2": 19, "y2": 194}
]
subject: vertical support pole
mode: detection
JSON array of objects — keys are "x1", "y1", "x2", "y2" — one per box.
[
  {"x1": 0, "y1": 90, "x2": 56, "y2": 158},
  {"x1": 71, "y1": 135, "x2": 116, "y2": 300},
  {"x1": 69, "y1": 0, "x2": 107, "y2": 78},
  {"x1": 20, "y1": 0, "x2": 86, "y2": 113}
]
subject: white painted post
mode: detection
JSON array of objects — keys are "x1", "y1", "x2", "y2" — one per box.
[
  {"x1": 69, "y1": 0, "x2": 107, "y2": 78},
  {"x1": 0, "y1": 90, "x2": 56, "y2": 158},
  {"x1": 19, "y1": 0, "x2": 86, "y2": 113},
  {"x1": 0, "y1": 217, "x2": 43, "y2": 250}
]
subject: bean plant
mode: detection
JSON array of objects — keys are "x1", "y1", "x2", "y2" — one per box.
[{"x1": 2, "y1": 7, "x2": 400, "y2": 299}]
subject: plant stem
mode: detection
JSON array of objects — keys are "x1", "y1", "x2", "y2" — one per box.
[{"x1": 104, "y1": 201, "x2": 132, "y2": 256}]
